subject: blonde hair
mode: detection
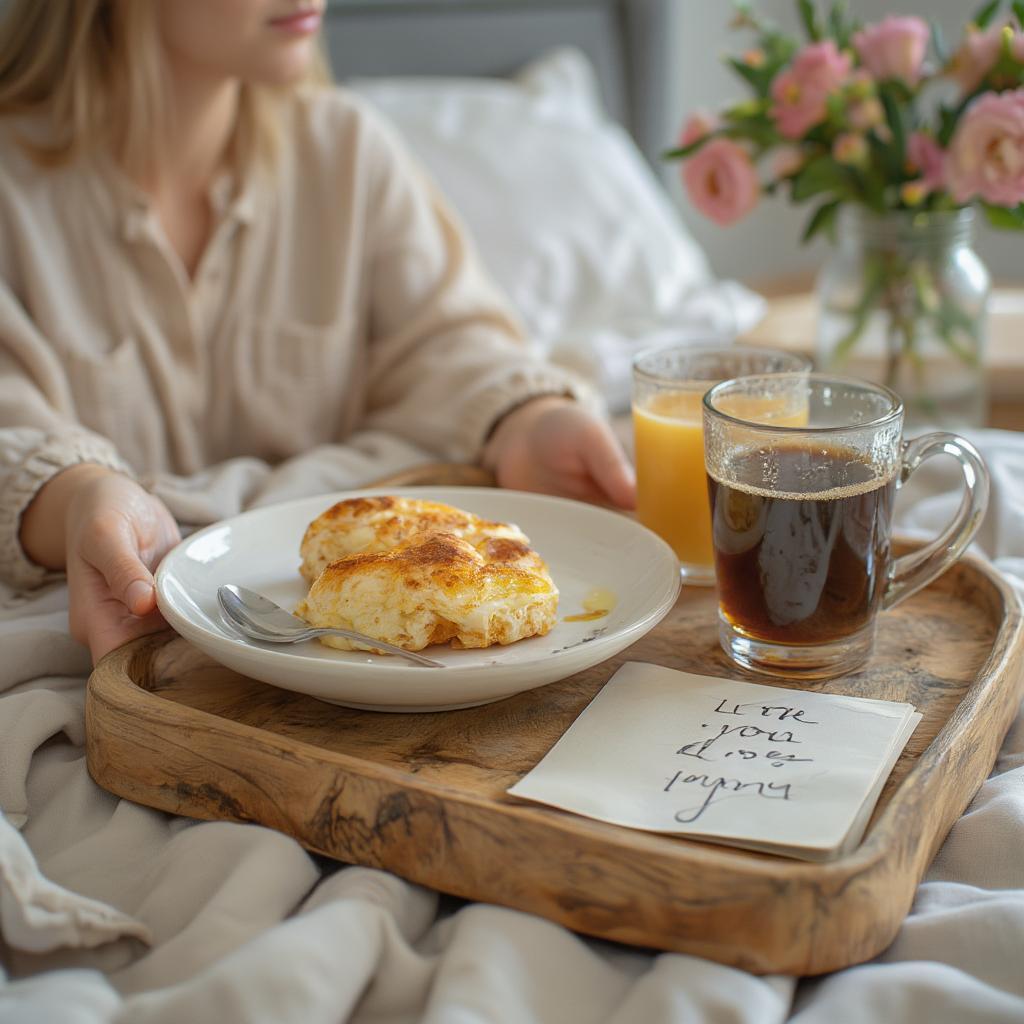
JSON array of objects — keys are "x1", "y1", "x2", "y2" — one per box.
[{"x1": 0, "y1": 0, "x2": 332, "y2": 173}]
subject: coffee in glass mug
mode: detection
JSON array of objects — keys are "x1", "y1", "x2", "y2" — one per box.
[{"x1": 703, "y1": 374, "x2": 989, "y2": 678}]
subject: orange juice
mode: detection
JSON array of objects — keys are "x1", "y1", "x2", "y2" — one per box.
[
  {"x1": 633, "y1": 391, "x2": 711, "y2": 571},
  {"x1": 633, "y1": 390, "x2": 808, "y2": 578}
]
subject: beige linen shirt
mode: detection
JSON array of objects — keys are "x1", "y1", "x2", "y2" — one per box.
[{"x1": 0, "y1": 88, "x2": 587, "y2": 589}]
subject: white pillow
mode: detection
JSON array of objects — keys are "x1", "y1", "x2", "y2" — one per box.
[{"x1": 348, "y1": 48, "x2": 764, "y2": 412}]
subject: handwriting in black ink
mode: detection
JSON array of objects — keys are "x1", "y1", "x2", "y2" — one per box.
[
  {"x1": 713, "y1": 699, "x2": 819, "y2": 725},
  {"x1": 677, "y1": 723, "x2": 801, "y2": 761},
  {"x1": 765, "y1": 749, "x2": 814, "y2": 767},
  {"x1": 714, "y1": 700, "x2": 743, "y2": 716},
  {"x1": 664, "y1": 771, "x2": 793, "y2": 823}
]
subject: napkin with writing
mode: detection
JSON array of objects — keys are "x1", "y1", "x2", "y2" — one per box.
[{"x1": 508, "y1": 661, "x2": 921, "y2": 862}]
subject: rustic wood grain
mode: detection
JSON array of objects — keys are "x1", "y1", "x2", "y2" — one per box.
[{"x1": 85, "y1": 546, "x2": 1024, "y2": 976}]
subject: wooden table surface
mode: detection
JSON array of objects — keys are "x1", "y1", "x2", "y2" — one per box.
[{"x1": 742, "y1": 288, "x2": 1024, "y2": 432}]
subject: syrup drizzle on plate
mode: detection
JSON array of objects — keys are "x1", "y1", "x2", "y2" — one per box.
[{"x1": 564, "y1": 587, "x2": 617, "y2": 622}]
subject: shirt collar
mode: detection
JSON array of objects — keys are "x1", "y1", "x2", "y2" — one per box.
[
  {"x1": 91, "y1": 151, "x2": 259, "y2": 240},
  {"x1": 207, "y1": 167, "x2": 257, "y2": 227}
]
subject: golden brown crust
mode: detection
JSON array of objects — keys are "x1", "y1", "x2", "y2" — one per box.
[
  {"x1": 299, "y1": 496, "x2": 534, "y2": 582},
  {"x1": 296, "y1": 519, "x2": 559, "y2": 654}
]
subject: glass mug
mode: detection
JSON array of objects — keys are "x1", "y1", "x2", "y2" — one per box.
[
  {"x1": 703, "y1": 373, "x2": 990, "y2": 679},
  {"x1": 631, "y1": 345, "x2": 812, "y2": 585}
]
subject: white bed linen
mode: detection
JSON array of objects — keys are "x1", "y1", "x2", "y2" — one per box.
[
  {"x1": 0, "y1": 428, "x2": 1022, "y2": 1023},
  {"x1": 349, "y1": 49, "x2": 766, "y2": 414}
]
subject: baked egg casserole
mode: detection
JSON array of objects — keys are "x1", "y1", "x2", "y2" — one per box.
[
  {"x1": 296, "y1": 497, "x2": 558, "y2": 653},
  {"x1": 299, "y1": 496, "x2": 533, "y2": 581}
]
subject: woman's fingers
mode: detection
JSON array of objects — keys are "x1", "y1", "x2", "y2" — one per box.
[
  {"x1": 57, "y1": 474, "x2": 178, "y2": 664},
  {"x1": 581, "y1": 422, "x2": 637, "y2": 510},
  {"x1": 68, "y1": 553, "x2": 166, "y2": 661},
  {"x1": 124, "y1": 579, "x2": 157, "y2": 616},
  {"x1": 80, "y1": 514, "x2": 156, "y2": 613},
  {"x1": 87, "y1": 604, "x2": 167, "y2": 664}
]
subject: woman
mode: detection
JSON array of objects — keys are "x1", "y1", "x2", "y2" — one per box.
[{"x1": 0, "y1": 1, "x2": 635, "y2": 663}]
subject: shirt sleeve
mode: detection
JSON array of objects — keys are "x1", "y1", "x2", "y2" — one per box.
[
  {"x1": 356, "y1": 104, "x2": 599, "y2": 462},
  {"x1": 0, "y1": 287, "x2": 133, "y2": 590}
]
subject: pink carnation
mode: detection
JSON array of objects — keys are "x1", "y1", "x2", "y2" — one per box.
[
  {"x1": 853, "y1": 16, "x2": 930, "y2": 88},
  {"x1": 906, "y1": 132, "x2": 947, "y2": 193},
  {"x1": 949, "y1": 25, "x2": 1004, "y2": 92},
  {"x1": 771, "y1": 41, "x2": 852, "y2": 139},
  {"x1": 683, "y1": 138, "x2": 760, "y2": 226},
  {"x1": 946, "y1": 89, "x2": 1024, "y2": 205}
]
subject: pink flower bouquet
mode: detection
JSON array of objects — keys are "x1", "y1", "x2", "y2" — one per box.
[
  {"x1": 667, "y1": 0, "x2": 1024, "y2": 424},
  {"x1": 668, "y1": 0, "x2": 1024, "y2": 234}
]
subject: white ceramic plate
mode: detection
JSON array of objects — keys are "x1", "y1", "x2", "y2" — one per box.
[{"x1": 156, "y1": 487, "x2": 680, "y2": 712}]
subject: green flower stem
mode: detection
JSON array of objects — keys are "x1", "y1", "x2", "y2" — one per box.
[
  {"x1": 830, "y1": 248, "x2": 981, "y2": 396},
  {"x1": 930, "y1": 294, "x2": 982, "y2": 367},
  {"x1": 830, "y1": 253, "x2": 886, "y2": 363}
]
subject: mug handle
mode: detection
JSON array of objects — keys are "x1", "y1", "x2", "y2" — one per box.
[{"x1": 882, "y1": 432, "x2": 990, "y2": 611}]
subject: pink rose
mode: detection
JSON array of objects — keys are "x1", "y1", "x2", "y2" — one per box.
[
  {"x1": 946, "y1": 89, "x2": 1024, "y2": 204},
  {"x1": 683, "y1": 138, "x2": 760, "y2": 226},
  {"x1": 853, "y1": 16, "x2": 930, "y2": 88},
  {"x1": 949, "y1": 25, "x2": 1003, "y2": 92},
  {"x1": 771, "y1": 41, "x2": 852, "y2": 139},
  {"x1": 681, "y1": 110, "x2": 718, "y2": 147},
  {"x1": 906, "y1": 132, "x2": 946, "y2": 192}
]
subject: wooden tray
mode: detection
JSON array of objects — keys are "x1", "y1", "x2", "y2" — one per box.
[{"x1": 85, "y1": 538, "x2": 1024, "y2": 975}]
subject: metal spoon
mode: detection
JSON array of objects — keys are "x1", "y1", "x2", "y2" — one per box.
[{"x1": 216, "y1": 584, "x2": 443, "y2": 668}]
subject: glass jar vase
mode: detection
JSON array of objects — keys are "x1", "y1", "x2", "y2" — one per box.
[{"x1": 816, "y1": 208, "x2": 990, "y2": 429}]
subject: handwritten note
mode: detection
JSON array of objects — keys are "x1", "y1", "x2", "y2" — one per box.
[{"x1": 507, "y1": 662, "x2": 920, "y2": 861}]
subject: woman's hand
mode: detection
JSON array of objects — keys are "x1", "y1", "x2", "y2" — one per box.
[
  {"x1": 21, "y1": 465, "x2": 181, "y2": 664},
  {"x1": 482, "y1": 397, "x2": 636, "y2": 509}
]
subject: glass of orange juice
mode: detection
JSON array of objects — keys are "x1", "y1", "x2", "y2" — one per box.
[{"x1": 632, "y1": 345, "x2": 811, "y2": 585}]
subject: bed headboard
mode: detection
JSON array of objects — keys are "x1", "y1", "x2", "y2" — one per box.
[{"x1": 322, "y1": 0, "x2": 682, "y2": 172}]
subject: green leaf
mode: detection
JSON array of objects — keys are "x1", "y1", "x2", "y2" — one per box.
[
  {"x1": 866, "y1": 135, "x2": 907, "y2": 199},
  {"x1": 930, "y1": 20, "x2": 949, "y2": 67},
  {"x1": 1014, "y1": 1, "x2": 1024, "y2": 26},
  {"x1": 982, "y1": 201, "x2": 1024, "y2": 228},
  {"x1": 791, "y1": 155, "x2": 857, "y2": 202},
  {"x1": 973, "y1": 0, "x2": 1002, "y2": 28},
  {"x1": 937, "y1": 105, "x2": 956, "y2": 147},
  {"x1": 797, "y1": 0, "x2": 822, "y2": 40},
  {"x1": 727, "y1": 56, "x2": 773, "y2": 98},
  {"x1": 801, "y1": 199, "x2": 841, "y2": 242},
  {"x1": 878, "y1": 84, "x2": 907, "y2": 168},
  {"x1": 937, "y1": 98, "x2": 976, "y2": 147},
  {"x1": 861, "y1": 169, "x2": 888, "y2": 214},
  {"x1": 662, "y1": 129, "x2": 727, "y2": 161},
  {"x1": 761, "y1": 29, "x2": 798, "y2": 72},
  {"x1": 722, "y1": 115, "x2": 779, "y2": 148},
  {"x1": 826, "y1": 1, "x2": 857, "y2": 49}
]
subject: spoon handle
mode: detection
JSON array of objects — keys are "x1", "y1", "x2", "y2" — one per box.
[{"x1": 317, "y1": 627, "x2": 443, "y2": 668}]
